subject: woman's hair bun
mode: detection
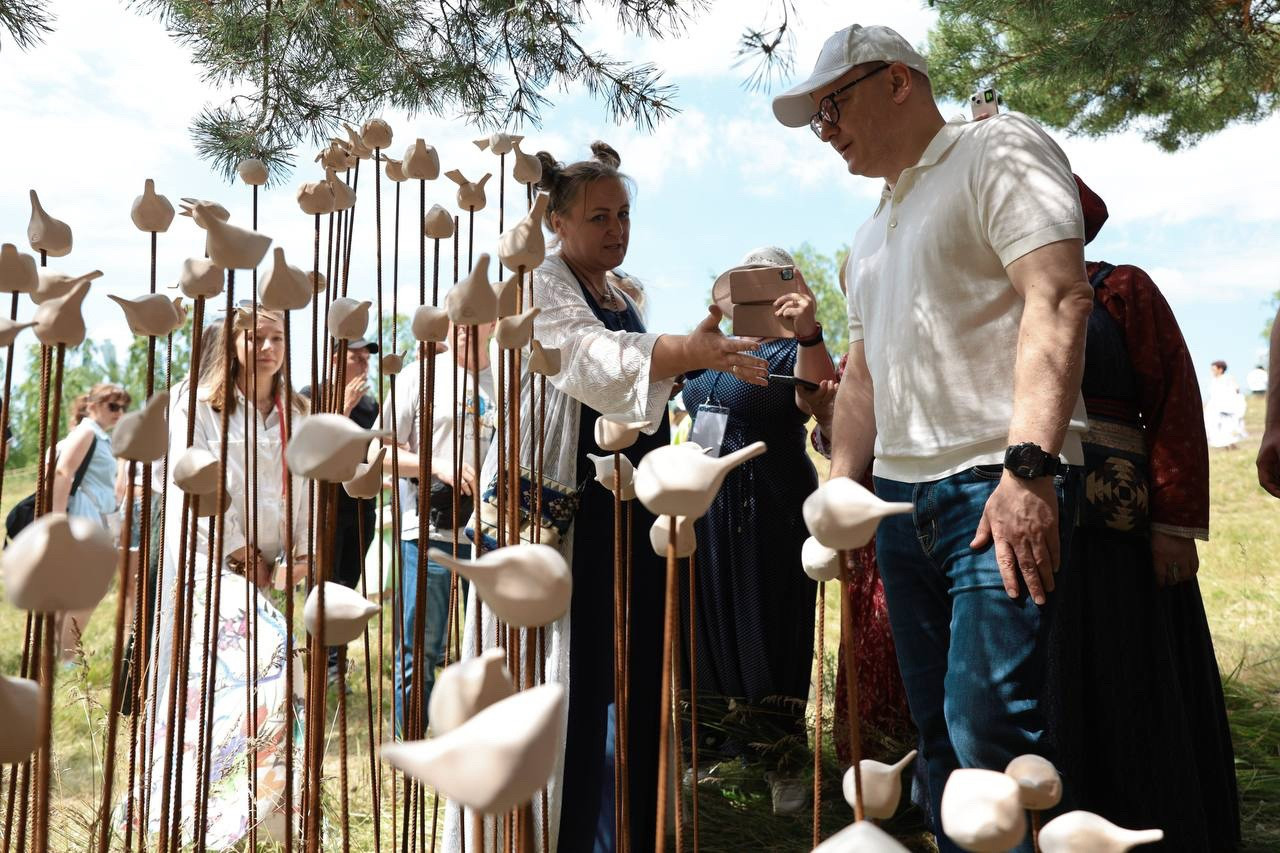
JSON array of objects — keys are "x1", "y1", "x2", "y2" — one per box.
[
  {"x1": 590, "y1": 141, "x2": 621, "y2": 169},
  {"x1": 535, "y1": 151, "x2": 562, "y2": 192}
]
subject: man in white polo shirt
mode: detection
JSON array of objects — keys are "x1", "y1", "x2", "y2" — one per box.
[{"x1": 773, "y1": 24, "x2": 1093, "y2": 849}]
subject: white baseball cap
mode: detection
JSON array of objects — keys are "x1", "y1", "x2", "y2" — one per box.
[{"x1": 772, "y1": 24, "x2": 929, "y2": 128}]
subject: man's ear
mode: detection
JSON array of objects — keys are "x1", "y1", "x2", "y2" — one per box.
[{"x1": 889, "y1": 63, "x2": 915, "y2": 104}]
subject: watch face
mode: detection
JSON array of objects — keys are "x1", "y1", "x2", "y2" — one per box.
[{"x1": 1006, "y1": 443, "x2": 1047, "y2": 478}]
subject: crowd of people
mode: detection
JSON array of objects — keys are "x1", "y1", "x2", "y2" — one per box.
[{"x1": 21, "y1": 18, "x2": 1273, "y2": 853}]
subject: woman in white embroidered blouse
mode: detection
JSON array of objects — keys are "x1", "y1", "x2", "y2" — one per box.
[
  {"x1": 447, "y1": 142, "x2": 767, "y2": 852},
  {"x1": 130, "y1": 308, "x2": 309, "y2": 848}
]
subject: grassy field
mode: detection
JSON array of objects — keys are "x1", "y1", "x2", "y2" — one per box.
[{"x1": 1, "y1": 398, "x2": 1277, "y2": 851}]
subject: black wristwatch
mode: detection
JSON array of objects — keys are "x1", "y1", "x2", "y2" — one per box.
[{"x1": 1003, "y1": 442, "x2": 1061, "y2": 479}]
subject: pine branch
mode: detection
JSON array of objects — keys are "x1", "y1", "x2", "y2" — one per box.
[{"x1": 0, "y1": 0, "x2": 54, "y2": 50}]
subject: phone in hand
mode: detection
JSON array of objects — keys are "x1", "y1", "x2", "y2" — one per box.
[
  {"x1": 767, "y1": 373, "x2": 820, "y2": 392},
  {"x1": 970, "y1": 86, "x2": 1002, "y2": 120}
]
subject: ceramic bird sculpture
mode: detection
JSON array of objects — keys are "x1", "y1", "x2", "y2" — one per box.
[
  {"x1": 498, "y1": 193, "x2": 549, "y2": 272},
  {"x1": 649, "y1": 513, "x2": 695, "y2": 558},
  {"x1": 428, "y1": 647, "x2": 516, "y2": 736},
  {"x1": 594, "y1": 416, "x2": 651, "y2": 452},
  {"x1": 178, "y1": 197, "x2": 230, "y2": 223},
  {"x1": 237, "y1": 158, "x2": 269, "y2": 186},
  {"x1": 318, "y1": 140, "x2": 355, "y2": 171},
  {"x1": 802, "y1": 477, "x2": 913, "y2": 551},
  {"x1": 445, "y1": 169, "x2": 491, "y2": 211},
  {"x1": 327, "y1": 298, "x2": 372, "y2": 341},
  {"x1": 304, "y1": 582, "x2": 380, "y2": 645},
  {"x1": 381, "y1": 353, "x2": 405, "y2": 375},
  {"x1": 381, "y1": 683, "x2": 565, "y2": 815},
  {"x1": 2, "y1": 514, "x2": 116, "y2": 612},
  {"x1": 285, "y1": 413, "x2": 388, "y2": 482},
  {"x1": 495, "y1": 306, "x2": 539, "y2": 349},
  {"x1": 811, "y1": 820, "x2": 911, "y2": 853},
  {"x1": 33, "y1": 269, "x2": 102, "y2": 304},
  {"x1": 510, "y1": 141, "x2": 543, "y2": 186},
  {"x1": 846, "y1": 750, "x2": 917, "y2": 820},
  {"x1": 940, "y1": 768, "x2": 1028, "y2": 853},
  {"x1": 0, "y1": 676, "x2": 40, "y2": 765},
  {"x1": 427, "y1": 543, "x2": 572, "y2": 628},
  {"x1": 800, "y1": 536, "x2": 840, "y2": 582},
  {"x1": 342, "y1": 446, "x2": 387, "y2": 500},
  {"x1": 402, "y1": 138, "x2": 440, "y2": 181},
  {"x1": 0, "y1": 318, "x2": 35, "y2": 348},
  {"x1": 341, "y1": 123, "x2": 373, "y2": 159},
  {"x1": 111, "y1": 391, "x2": 169, "y2": 463},
  {"x1": 0, "y1": 243, "x2": 38, "y2": 293},
  {"x1": 172, "y1": 447, "x2": 221, "y2": 496},
  {"x1": 362, "y1": 118, "x2": 393, "y2": 150},
  {"x1": 27, "y1": 190, "x2": 72, "y2": 257},
  {"x1": 528, "y1": 340, "x2": 562, "y2": 377},
  {"x1": 309, "y1": 271, "x2": 327, "y2": 294},
  {"x1": 108, "y1": 293, "x2": 184, "y2": 337},
  {"x1": 384, "y1": 156, "x2": 407, "y2": 183},
  {"x1": 33, "y1": 277, "x2": 91, "y2": 346},
  {"x1": 258, "y1": 247, "x2": 312, "y2": 311},
  {"x1": 586, "y1": 452, "x2": 636, "y2": 501},
  {"x1": 179, "y1": 257, "x2": 225, "y2": 299},
  {"x1": 412, "y1": 305, "x2": 450, "y2": 343},
  {"x1": 473, "y1": 132, "x2": 523, "y2": 155},
  {"x1": 635, "y1": 441, "x2": 768, "y2": 520},
  {"x1": 324, "y1": 168, "x2": 357, "y2": 212},
  {"x1": 1005, "y1": 754, "x2": 1062, "y2": 812},
  {"x1": 445, "y1": 254, "x2": 499, "y2": 325},
  {"x1": 130, "y1": 178, "x2": 176, "y2": 233},
  {"x1": 297, "y1": 180, "x2": 337, "y2": 216},
  {"x1": 423, "y1": 204, "x2": 455, "y2": 239},
  {"x1": 1036, "y1": 812, "x2": 1163, "y2": 853},
  {"x1": 186, "y1": 201, "x2": 272, "y2": 270}
]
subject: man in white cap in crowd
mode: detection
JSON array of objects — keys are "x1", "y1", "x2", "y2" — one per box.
[{"x1": 772, "y1": 23, "x2": 1093, "y2": 849}]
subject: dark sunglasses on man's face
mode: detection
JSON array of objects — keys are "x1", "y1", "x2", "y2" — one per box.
[{"x1": 809, "y1": 64, "x2": 892, "y2": 139}]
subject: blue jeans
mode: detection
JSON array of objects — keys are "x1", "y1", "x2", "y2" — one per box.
[
  {"x1": 395, "y1": 538, "x2": 470, "y2": 737},
  {"x1": 873, "y1": 466, "x2": 1076, "y2": 853}
]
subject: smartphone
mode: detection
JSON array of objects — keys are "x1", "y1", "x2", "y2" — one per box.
[
  {"x1": 729, "y1": 266, "x2": 804, "y2": 338},
  {"x1": 767, "y1": 373, "x2": 820, "y2": 392},
  {"x1": 970, "y1": 86, "x2": 1002, "y2": 120}
]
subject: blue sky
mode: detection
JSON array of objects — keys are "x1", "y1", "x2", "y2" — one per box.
[{"x1": 2, "y1": 0, "x2": 1277, "y2": 397}]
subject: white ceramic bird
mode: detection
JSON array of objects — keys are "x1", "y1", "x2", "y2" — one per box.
[
  {"x1": 428, "y1": 647, "x2": 516, "y2": 736},
  {"x1": 2, "y1": 514, "x2": 116, "y2": 612},
  {"x1": 130, "y1": 178, "x2": 176, "y2": 232},
  {"x1": 445, "y1": 254, "x2": 498, "y2": 325},
  {"x1": 111, "y1": 391, "x2": 169, "y2": 463},
  {"x1": 381, "y1": 683, "x2": 565, "y2": 815},
  {"x1": 427, "y1": 543, "x2": 572, "y2": 628},
  {"x1": 285, "y1": 413, "x2": 388, "y2": 482},
  {"x1": 802, "y1": 477, "x2": 913, "y2": 551},
  {"x1": 27, "y1": 190, "x2": 72, "y2": 257},
  {"x1": 634, "y1": 441, "x2": 768, "y2": 520},
  {"x1": 303, "y1": 582, "x2": 380, "y2": 645},
  {"x1": 939, "y1": 768, "x2": 1028, "y2": 853}
]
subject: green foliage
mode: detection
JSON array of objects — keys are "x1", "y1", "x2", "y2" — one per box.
[
  {"x1": 2, "y1": 324, "x2": 193, "y2": 471},
  {"x1": 924, "y1": 1, "x2": 1280, "y2": 151},
  {"x1": 1264, "y1": 289, "x2": 1280, "y2": 340},
  {"x1": 129, "y1": 0, "x2": 710, "y2": 181},
  {"x1": 789, "y1": 241, "x2": 849, "y2": 357}
]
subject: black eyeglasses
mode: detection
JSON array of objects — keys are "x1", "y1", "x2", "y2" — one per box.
[
  {"x1": 106, "y1": 402, "x2": 126, "y2": 413},
  {"x1": 809, "y1": 65, "x2": 891, "y2": 139}
]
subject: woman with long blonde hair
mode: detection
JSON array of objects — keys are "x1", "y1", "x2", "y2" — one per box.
[{"x1": 131, "y1": 306, "x2": 310, "y2": 847}]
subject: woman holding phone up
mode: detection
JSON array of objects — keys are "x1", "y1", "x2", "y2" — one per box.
[{"x1": 679, "y1": 247, "x2": 837, "y2": 813}]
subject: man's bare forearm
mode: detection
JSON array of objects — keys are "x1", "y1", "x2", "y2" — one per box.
[
  {"x1": 1266, "y1": 306, "x2": 1280, "y2": 430},
  {"x1": 1005, "y1": 242, "x2": 1094, "y2": 454},
  {"x1": 829, "y1": 343, "x2": 877, "y2": 481}
]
